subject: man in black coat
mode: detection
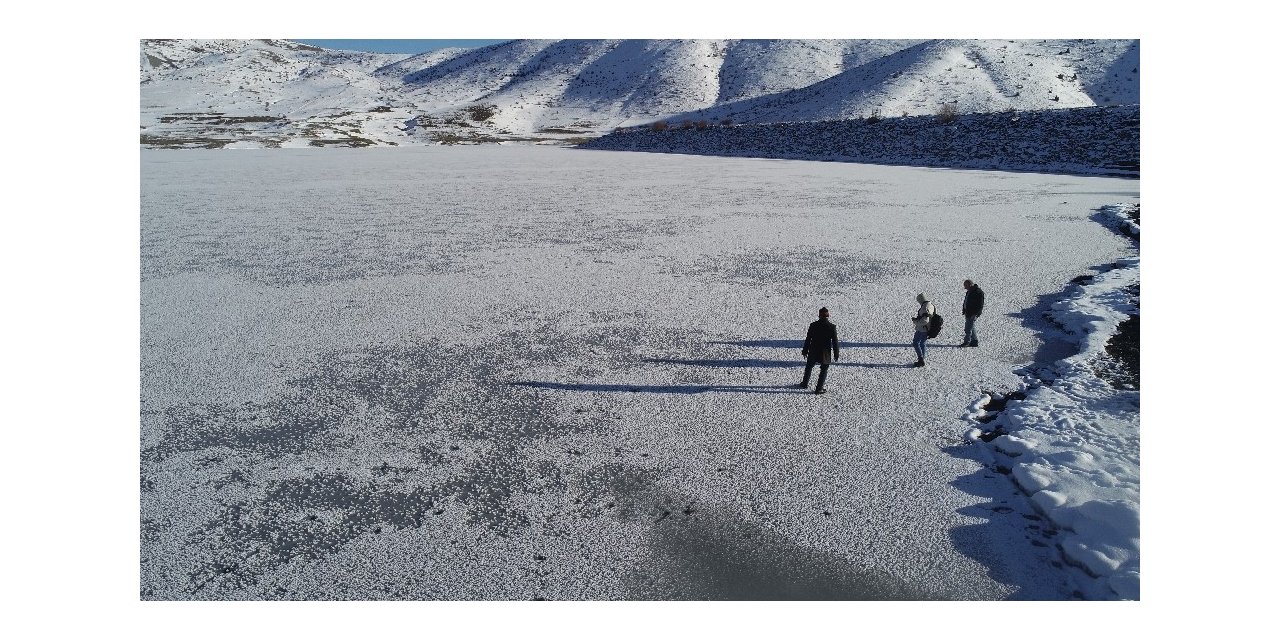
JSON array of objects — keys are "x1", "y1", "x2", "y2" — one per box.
[
  {"x1": 800, "y1": 307, "x2": 840, "y2": 394},
  {"x1": 961, "y1": 279, "x2": 985, "y2": 347}
]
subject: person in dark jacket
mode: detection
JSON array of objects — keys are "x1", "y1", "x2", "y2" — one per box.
[
  {"x1": 800, "y1": 307, "x2": 840, "y2": 394},
  {"x1": 961, "y1": 279, "x2": 985, "y2": 347}
]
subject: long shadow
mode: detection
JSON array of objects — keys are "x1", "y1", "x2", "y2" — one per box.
[
  {"x1": 1010, "y1": 292, "x2": 1086, "y2": 369},
  {"x1": 511, "y1": 382, "x2": 810, "y2": 395},
  {"x1": 644, "y1": 357, "x2": 917, "y2": 370},
  {"x1": 520, "y1": 338, "x2": 917, "y2": 396},
  {"x1": 1082, "y1": 40, "x2": 1140, "y2": 107},
  {"x1": 643, "y1": 357, "x2": 804, "y2": 369},
  {"x1": 1011, "y1": 255, "x2": 1136, "y2": 370},
  {"x1": 941, "y1": 444, "x2": 1074, "y2": 600},
  {"x1": 645, "y1": 503, "x2": 945, "y2": 599},
  {"x1": 708, "y1": 340, "x2": 906, "y2": 349},
  {"x1": 839, "y1": 362, "x2": 916, "y2": 369},
  {"x1": 605, "y1": 466, "x2": 947, "y2": 600},
  {"x1": 1090, "y1": 209, "x2": 1141, "y2": 243}
]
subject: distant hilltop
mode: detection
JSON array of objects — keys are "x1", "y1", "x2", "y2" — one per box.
[{"x1": 141, "y1": 39, "x2": 1139, "y2": 149}]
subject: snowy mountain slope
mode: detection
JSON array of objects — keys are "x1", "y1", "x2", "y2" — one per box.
[
  {"x1": 715, "y1": 39, "x2": 925, "y2": 103},
  {"x1": 545, "y1": 39, "x2": 727, "y2": 130},
  {"x1": 141, "y1": 39, "x2": 417, "y2": 148},
  {"x1": 399, "y1": 39, "x2": 560, "y2": 107},
  {"x1": 1075, "y1": 40, "x2": 1140, "y2": 105},
  {"x1": 141, "y1": 39, "x2": 401, "y2": 117},
  {"x1": 410, "y1": 40, "x2": 743, "y2": 132},
  {"x1": 372, "y1": 47, "x2": 471, "y2": 81},
  {"x1": 140, "y1": 38, "x2": 1139, "y2": 148},
  {"x1": 666, "y1": 39, "x2": 1140, "y2": 125}
]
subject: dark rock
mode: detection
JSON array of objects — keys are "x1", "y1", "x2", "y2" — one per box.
[
  {"x1": 978, "y1": 428, "x2": 1007, "y2": 443},
  {"x1": 1096, "y1": 311, "x2": 1139, "y2": 390}
]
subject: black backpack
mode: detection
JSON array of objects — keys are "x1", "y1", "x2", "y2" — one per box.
[{"x1": 927, "y1": 312, "x2": 944, "y2": 339}]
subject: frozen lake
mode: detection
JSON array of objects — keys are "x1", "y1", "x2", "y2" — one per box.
[{"x1": 140, "y1": 146, "x2": 1138, "y2": 599}]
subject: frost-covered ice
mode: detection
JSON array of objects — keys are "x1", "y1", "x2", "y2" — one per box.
[{"x1": 140, "y1": 146, "x2": 1139, "y2": 600}]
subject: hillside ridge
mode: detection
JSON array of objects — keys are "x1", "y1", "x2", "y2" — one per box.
[{"x1": 140, "y1": 38, "x2": 1139, "y2": 149}]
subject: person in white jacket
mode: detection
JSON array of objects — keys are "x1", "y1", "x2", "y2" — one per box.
[{"x1": 911, "y1": 293, "x2": 934, "y2": 367}]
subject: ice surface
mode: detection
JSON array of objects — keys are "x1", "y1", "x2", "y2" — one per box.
[{"x1": 140, "y1": 146, "x2": 1138, "y2": 600}]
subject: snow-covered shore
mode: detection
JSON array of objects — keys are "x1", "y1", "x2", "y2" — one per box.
[{"x1": 965, "y1": 203, "x2": 1140, "y2": 599}]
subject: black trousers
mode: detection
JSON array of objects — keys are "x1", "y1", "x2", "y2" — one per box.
[{"x1": 802, "y1": 359, "x2": 830, "y2": 389}]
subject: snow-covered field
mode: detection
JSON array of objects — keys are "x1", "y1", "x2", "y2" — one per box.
[{"x1": 140, "y1": 145, "x2": 1139, "y2": 600}]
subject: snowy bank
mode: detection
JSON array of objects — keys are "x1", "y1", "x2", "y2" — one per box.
[
  {"x1": 966, "y1": 203, "x2": 1140, "y2": 599},
  {"x1": 582, "y1": 105, "x2": 1139, "y2": 177}
]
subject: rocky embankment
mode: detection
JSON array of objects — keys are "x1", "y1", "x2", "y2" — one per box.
[{"x1": 581, "y1": 105, "x2": 1139, "y2": 177}]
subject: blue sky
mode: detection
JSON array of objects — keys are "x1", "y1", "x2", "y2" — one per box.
[{"x1": 294, "y1": 39, "x2": 508, "y2": 54}]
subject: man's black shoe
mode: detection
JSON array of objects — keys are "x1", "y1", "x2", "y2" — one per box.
[
  {"x1": 968, "y1": 342, "x2": 979, "y2": 347},
  {"x1": 814, "y1": 388, "x2": 826, "y2": 395},
  {"x1": 913, "y1": 361, "x2": 925, "y2": 367}
]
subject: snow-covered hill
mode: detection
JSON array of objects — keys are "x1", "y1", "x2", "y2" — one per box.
[
  {"x1": 140, "y1": 38, "x2": 1139, "y2": 149},
  {"x1": 665, "y1": 39, "x2": 1138, "y2": 125}
]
